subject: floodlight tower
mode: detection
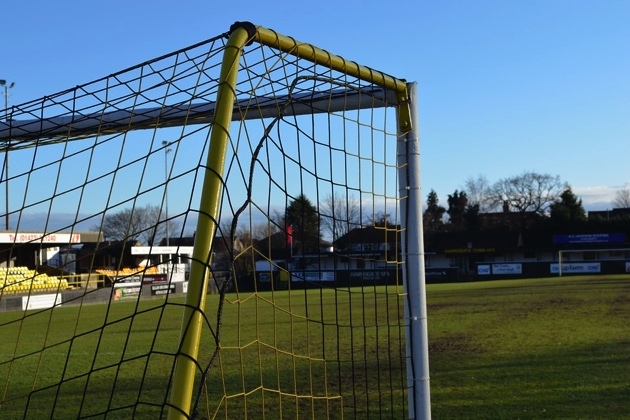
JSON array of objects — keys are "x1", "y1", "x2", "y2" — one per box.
[{"x1": 0, "y1": 79, "x2": 14, "y2": 230}]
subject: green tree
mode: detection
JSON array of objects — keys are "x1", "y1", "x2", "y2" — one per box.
[
  {"x1": 464, "y1": 203, "x2": 480, "y2": 231},
  {"x1": 423, "y1": 190, "x2": 445, "y2": 232},
  {"x1": 285, "y1": 194, "x2": 321, "y2": 252},
  {"x1": 447, "y1": 190, "x2": 468, "y2": 230},
  {"x1": 549, "y1": 187, "x2": 586, "y2": 225}
]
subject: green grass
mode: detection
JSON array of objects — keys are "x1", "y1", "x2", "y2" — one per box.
[
  {"x1": 427, "y1": 275, "x2": 630, "y2": 418},
  {"x1": 0, "y1": 275, "x2": 628, "y2": 418},
  {"x1": 0, "y1": 286, "x2": 407, "y2": 418}
]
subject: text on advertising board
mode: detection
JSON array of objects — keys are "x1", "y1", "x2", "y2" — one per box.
[{"x1": 0, "y1": 233, "x2": 81, "y2": 243}]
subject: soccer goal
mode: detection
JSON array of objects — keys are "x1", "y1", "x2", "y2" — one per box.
[{"x1": 0, "y1": 22, "x2": 429, "y2": 419}]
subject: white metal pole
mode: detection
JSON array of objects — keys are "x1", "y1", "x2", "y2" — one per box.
[
  {"x1": 398, "y1": 82, "x2": 431, "y2": 419},
  {"x1": 4, "y1": 84, "x2": 7, "y2": 231},
  {"x1": 1, "y1": 81, "x2": 13, "y2": 231},
  {"x1": 162, "y1": 141, "x2": 172, "y2": 247}
]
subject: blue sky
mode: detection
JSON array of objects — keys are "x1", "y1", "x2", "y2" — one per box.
[{"x1": 2, "y1": 0, "x2": 629, "y2": 212}]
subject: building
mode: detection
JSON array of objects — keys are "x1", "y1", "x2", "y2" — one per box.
[
  {"x1": 251, "y1": 226, "x2": 402, "y2": 290},
  {"x1": 424, "y1": 208, "x2": 630, "y2": 281},
  {"x1": 0, "y1": 230, "x2": 102, "y2": 273}
]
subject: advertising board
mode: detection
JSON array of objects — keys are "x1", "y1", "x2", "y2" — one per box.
[
  {"x1": 492, "y1": 264, "x2": 522, "y2": 275},
  {"x1": 22, "y1": 293, "x2": 62, "y2": 310},
  {"x1": 151, "y1": 283, "x2": 176, "y2": 295},
  {"x1": 550, "y1": 263, "x2": 601, "y2": 274}
]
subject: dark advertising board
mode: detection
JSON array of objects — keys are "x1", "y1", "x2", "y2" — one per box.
[
  {"x1": 425, "y1": 268, "x2": 459, "y2": 282},
  {"x1": 150, "y1": 283, "x2": 176, "y2": 296},
  {"x1": 552, "y1": 233, "x2": 625, "y2": 245}
]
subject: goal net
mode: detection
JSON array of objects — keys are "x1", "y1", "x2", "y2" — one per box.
[{"x1": 0, "y1": 22, "x2": 429, "y2": 419}]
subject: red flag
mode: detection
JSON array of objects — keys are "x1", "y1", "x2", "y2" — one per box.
[{"x1": 286, "y1": 225, "x2": 293, "y2": 246}]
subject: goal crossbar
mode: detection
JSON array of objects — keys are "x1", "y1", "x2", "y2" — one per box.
[
  {"x1": 0, "y1": 87, "x2": 394, "y2": 150},
  {"x1": 250, "y1": 22, "x2": 413, "y2": 132}
]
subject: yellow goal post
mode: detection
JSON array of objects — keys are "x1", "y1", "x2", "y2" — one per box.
[
  {"x1": 169, "y1": 22, "x2": 428, "y2": 419},
  {"x1": 0, "y1": 21, "x2": 430, "y2": 419}
]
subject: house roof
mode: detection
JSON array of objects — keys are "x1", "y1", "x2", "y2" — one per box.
[
  {"x1": 160, "y1": 237, "x2": 194, "y2": 247},
  {"x1": 476, "y1": 210, "x2": 543, "y2": 230},
  {"x1": 588, "y1": 208, "x2": 630, "y2": 220},
  {"x1": 334, "y1": 226, "x2": 400, "y2": 250},
  {"x1": 251, "y1": 231, "x2": 332, "y2": 260},
  {"x1": 158, "y1": 235, "x2": 243, "y2": 253},
  {"x1": 426, "y1": 230, "x2": 522, "y2": 253}
]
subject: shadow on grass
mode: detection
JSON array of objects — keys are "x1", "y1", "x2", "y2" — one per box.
[{"x1": 430, "y1": 339, "x2": 630, "y2": 418}]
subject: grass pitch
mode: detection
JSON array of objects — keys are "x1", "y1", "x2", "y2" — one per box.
[
  {"x1": 428, "y1": 275, "x2": 630, "y2": 418},
  {"x1": 0, "y1": 274, "x2": 628, "y2": 418}
]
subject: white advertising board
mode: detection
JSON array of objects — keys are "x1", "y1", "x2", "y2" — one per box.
[
  {"x1": 492, "y1": 264, "x2": 522, "y2": 275},
  {"x1": 291, "y1": 271, "x2": 335, "y2": 282},
  {"x1": 477, "y1": 265, "x2": 491, "y2": 275},
  {"x1": 0, "y1": 233, "x2": 81, "y2": 244},
  {"x1": 550, "y1": 263, "x2": 601, "y2": 274},
  {"x1": 22, "y1": 294, "x2": 62, "y2": 310}
]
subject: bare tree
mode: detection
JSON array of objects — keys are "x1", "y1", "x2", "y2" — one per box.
[
  {"x1": 365, "y1": 211, "x2": 396, "y2": 228},
  {"x1": 251, "y1": 221, "x2": 279, "y2": 240},
  {"x1": 490, "y1": 171, "x2": 566, "y2": 216},
  {"x1": 612, "y1": 187, "x2": 630, "y2": 208},
  {"x1": 219, "y1": 216, "x2": 239, "y2": 240},
  {"x1": 96, "y1": 204, "x2": 179, "y2": 245},
  {"x1": 320, "y1": 192, "x2": 361, "y2": 241},
  {"x1": 463, "y1": 174, "x2": 494, "y2": 212},
  {"x1": 219, "y1": 216, "x2": 277, "y2": 243}
]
